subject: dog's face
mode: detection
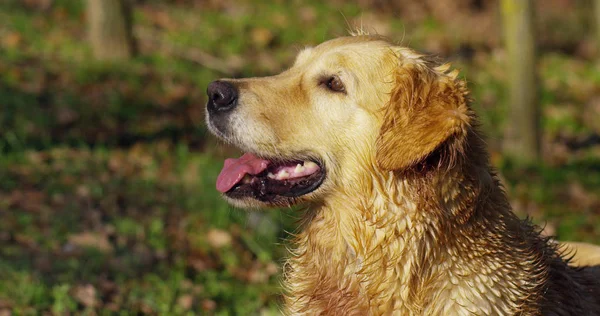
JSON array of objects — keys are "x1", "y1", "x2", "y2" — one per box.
[{"x1": 206, "y1": 35, "x2": 469, "y2": 208}]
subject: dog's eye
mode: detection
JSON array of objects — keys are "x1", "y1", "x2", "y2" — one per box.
[{"x1": 324, "y1": 76, "x2": 345, "y2": 93}]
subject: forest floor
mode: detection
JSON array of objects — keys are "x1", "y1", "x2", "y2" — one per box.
[{"x1": 1, "y1": 0, "x2": 600, "y2": 314}]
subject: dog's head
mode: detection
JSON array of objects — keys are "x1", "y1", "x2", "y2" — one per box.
[{"x1": 206, "y1": 35, "x2": 470, "y2": 208}]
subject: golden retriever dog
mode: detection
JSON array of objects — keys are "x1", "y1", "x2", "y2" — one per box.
[{"x1": 205, "y1": 34, "x2": 600, "y2": 315}]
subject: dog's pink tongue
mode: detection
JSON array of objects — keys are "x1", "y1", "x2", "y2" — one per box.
[{"x1": 216, "y1": 153, "x2": 269, "y2": 193}]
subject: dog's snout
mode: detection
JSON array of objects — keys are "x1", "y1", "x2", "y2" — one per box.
[{"x1": 207, "y1": 80, "x2": 238, "y2": 113}]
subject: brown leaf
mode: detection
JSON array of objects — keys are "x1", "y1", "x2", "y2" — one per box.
[
  {"x1": 265, "y1": 262, "x2": 278, "y2": 276},
  {"x1": 247, "y1": 267, "x2": 267, "y2": 283},
  {"x1": 68, "y1": 232, "x2": 113, "y2": 253},
  {"x1": 299, "y1": 7, "x2": 316, "y2": 23},
  {"x1": 177, "y1": 294, "x2": 194, "y2": 310},
  {"x1": 72, "y1": 284, "x2": 97, "y2": 308},
  {"x1": 22, "y1": 0, "x2": 53, "y2": 10},
  {"x1": 150, "y1": 11, "x2": 177, "y2": 30},
  {"x1": 206, "y1": 229, "x2": 232, "y2": 249},
  {"x1": 14, "y1": 234, "x2": 39, "y2": 250},
  {"x1": 57, "y1": 107, "x2": 79, "y2": 125},
  {"x1": 76, "y1": 185, "x2": 91, "y2": 198},
  {"x1": 271, "y1": 12, "x2": 288, "y2": 28},
  {"x1": 0, "y1": 299, "x2": 12, "y2": 309},
  {"x1": 201, "y1": 299, "x2": 216, "y2": 311},
  {"x1": 250, "y1": 28, "x2": 274, "y2": 48},
  {"x1": 182, "y1": 161, "x2": 199, "y2": 186},
  {"x1": 541, "y1": 222, "x2": 557, "y2": 237},
  {"x1": 583, "y1": 97, "x2": 600, "y2": 132},
  {"x1": 568, "y1": 181, "x2": 597, "y2": 209},
  {"x1": 2, "y1": 32, "x2": 21, "y2": 49},
  {"x1": 8, "y1": 190, "x2": 46, "y2": 213}
]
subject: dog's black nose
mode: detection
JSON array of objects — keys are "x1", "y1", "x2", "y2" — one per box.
[{"x1": 207, "y1": 81, "x2": 238, "y2": 113}]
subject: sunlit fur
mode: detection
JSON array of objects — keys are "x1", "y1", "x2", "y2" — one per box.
[{"x1": 207, "y1": 35, "x2": 600, "y2": 315}]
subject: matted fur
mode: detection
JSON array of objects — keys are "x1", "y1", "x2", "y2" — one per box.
[{"x1": 206, "y1": 35, "x2": 600, "y2": 315}]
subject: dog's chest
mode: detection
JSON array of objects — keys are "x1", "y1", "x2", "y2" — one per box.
[{"x1": 287, "y1": 214, "x2": 529, "y2": 315}]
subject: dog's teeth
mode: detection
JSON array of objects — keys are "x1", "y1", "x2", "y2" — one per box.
[
  {"x1": 276, "y1": 170, "x2": 290, "y2": 180},
  {"x1": 294, "y1": 164, "x2": 305, "y2": 173},
  {"x1": 304, "y1": 161, "x2": 318, "y2": 170},
  {"x1": 242, "y1": 174, "x2": 252, "y2": 183},
  {"x1": 267, "y1": 172, "x2": 276, "y2": 179}
]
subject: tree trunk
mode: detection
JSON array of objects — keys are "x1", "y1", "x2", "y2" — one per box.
[
  {"x1": 595, "y1": 0, "x2": 600, "y2": 58},
  {"x1": 87, "y1": 0, "x2": 135, "y2": 60},
  {"x1": 501, "y1": 0, "x2": 540, "y2": 163}
]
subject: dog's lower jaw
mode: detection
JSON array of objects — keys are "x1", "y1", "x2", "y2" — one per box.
[{"x1": 282, "y1": 166, "x2": 549, "y2": 315}]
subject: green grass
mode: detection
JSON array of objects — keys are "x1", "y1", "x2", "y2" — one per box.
[
  {"x1": 500, "y1": 155, "x2": 600, "y2": 242},
  {"x1": 0, "y1": 145, "x2": 298, "y2": 314},
  {"x1": 1, "y1": 0, "x2": 599, "y2": 314}
]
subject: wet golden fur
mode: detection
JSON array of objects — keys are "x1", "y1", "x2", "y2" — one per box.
[{"x1": 207, "y1": 35, "x2": 600, "y2": 315}]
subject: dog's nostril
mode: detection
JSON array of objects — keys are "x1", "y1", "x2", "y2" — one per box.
[{"x1": 207, "y1": 80, "x2": 238, "y2": 112}]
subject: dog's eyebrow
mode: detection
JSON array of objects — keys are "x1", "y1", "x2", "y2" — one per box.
[{"x1": 294, "y1": 47, "x2": 313, "y2": 67}]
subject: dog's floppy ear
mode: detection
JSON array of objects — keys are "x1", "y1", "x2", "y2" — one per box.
[{"x1": 376, "y1": 61, "x2": 470, "y2": 171}]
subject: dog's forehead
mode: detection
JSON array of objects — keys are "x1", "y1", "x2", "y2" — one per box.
[{"x1": 294, "y1": 36, "x2": 392, "y2": 69}]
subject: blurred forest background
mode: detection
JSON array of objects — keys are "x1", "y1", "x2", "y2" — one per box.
[{"x1": 1, "y1": 0, "x2": 600, "y2": 314}]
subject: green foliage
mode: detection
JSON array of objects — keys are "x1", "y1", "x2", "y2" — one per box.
[
  {"x1": 1, "y1": 0, "x2": 599, "y2": 314},
  {"x1": 0, "y1": 145, "x2": 293, "y2": 313}
]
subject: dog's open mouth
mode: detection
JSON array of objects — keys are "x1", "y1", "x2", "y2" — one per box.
[{"x1": 216, "y1": 153, "x2": 325, "y2": 202}]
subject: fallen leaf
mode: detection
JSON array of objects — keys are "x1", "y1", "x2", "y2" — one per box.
[
  {"x1": 299, "y1": 7, "x2": 316, "y2": 23},
  {"x1": 177, "y1": 294, "x2": 194, "y2": 310},
  {"x1": 265, "y1": 262, "x2": 278, "y2": 276},
  {"x1": 0, "y1": 299, "x2": 11, "y2": 309},
  {"x1": 568, "y1": 181, "x2": 597, "y2": 209},
  {"x1": 206, "y1": 229, "x2": 232, "y2": 248},
  {"x1": 541, "y1": 222, "x2": 557, "y2": 237},
  {"x1": 583, "y1": 97, "x2": 600, "y2": 132},
  {"x1": 57, "y1": 107, "x2": 79, "y2": 125},
  {"x1": 201, "y1": 299, "x2": 216, "y2": 311},
  {"x1": 2, "y1": 32, "x2": 21, "y2": 49},
  {"x1": 150, "y1": 10, "x2": 177, "y2": 30},
  {"x1": 72, "y1": 284, "x2": 97, "y2": 308},
  {"x1": 251, "y1": 27, "x2": 274, "y2": 48},
  {"x1": 271, "y1": 12, "x2": 288, "y2": 28},
  {"x1": 68, "y1": 232, "x2": 113, "y2": 253},
  {"x1": 76, "y1": 185, "x2": 91, "y2": 198},
  {"x1": 247, "y1": 268, "x2": 267, "y2": 283},
  {"x1": 23, "y1": 0, "x2": 53, "y2": 10}
]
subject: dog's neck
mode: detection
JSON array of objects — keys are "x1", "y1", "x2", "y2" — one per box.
[{"x1": 283, "y1": 133, "x2": 551, "y2": 315}]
